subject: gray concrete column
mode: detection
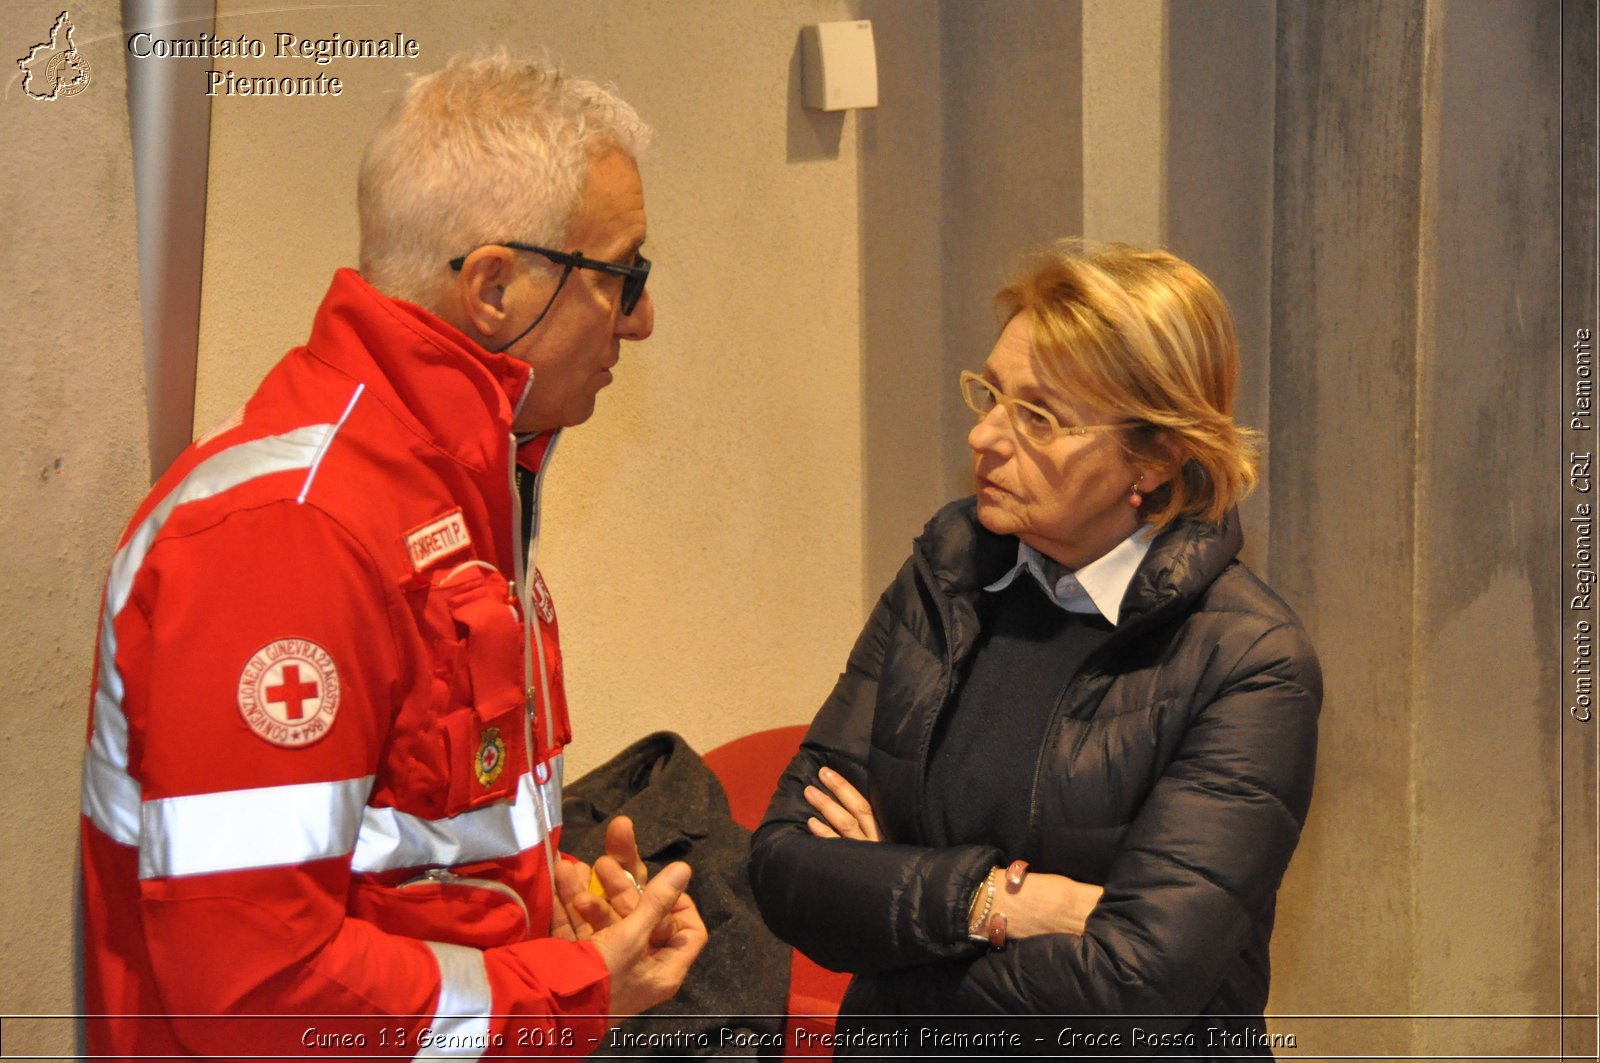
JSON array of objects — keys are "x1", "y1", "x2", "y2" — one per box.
[
  {"x1": 1082, "y1": 0, "x2": 1166, "y2": 246},
  {"x1": 1165, "y1": 0, "x2": 1276, "y2": 571},
  {"x1": 856, "y1": 0, "x2": 1085, "y2": 599},
  {"x1": 125, "y1": 0, "x2": 216, "y2": 481},
  {"x1": 1560, "y1": 0, "x2": 1599, "y2": 1055},
  {"x1": 1269, "y1": 1, "x2": 1566, "y2": 1054},
  {"x1": 938, "y1": 0, "x2": 1084, "y2": 500},
  {"x1": 858, "y1": 1, "x2": 949, "y2": 599},
  {"x1": 1268, "y1": 6, "x2": 1428, "y2": 1043}
]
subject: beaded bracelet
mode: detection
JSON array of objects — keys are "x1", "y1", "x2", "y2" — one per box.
[
  {"x1": 966, "y1": 866, "x2": 999, "y2": 940},
  {"x1": 974, "y1": 861, "x2": 1029, "y2": 948}
]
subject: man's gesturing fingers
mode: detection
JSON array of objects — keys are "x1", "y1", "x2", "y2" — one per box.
[
  {"x1": 588, "y1": 861, "x2": 707, "y2": 1019},
  {"x1": 603, "y1": 815, "x2": 650, "y2": 886},
  {"x1": 554, "y1": 858, "x2": 614, "y2": 940},
  {"x1": 592, "y1": 815, "x2": 678, "y2": 946}
]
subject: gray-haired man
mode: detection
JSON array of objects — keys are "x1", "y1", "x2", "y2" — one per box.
[{"x1": 82, "y1": 51, "x2": 700, "y2": 1059}]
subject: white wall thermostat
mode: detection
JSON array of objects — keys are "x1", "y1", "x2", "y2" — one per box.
[{"x1": 801, "y1": 20, "x2": 879, "y2": 112}]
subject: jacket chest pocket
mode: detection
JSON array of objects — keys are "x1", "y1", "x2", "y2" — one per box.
[{"x1": 402, "y1": 563, "x2": 529, "y2": 816}]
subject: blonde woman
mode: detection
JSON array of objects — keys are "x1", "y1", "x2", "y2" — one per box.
[{"x1": 751, "y1": 242, "x2": 1320, "y2": 1057}]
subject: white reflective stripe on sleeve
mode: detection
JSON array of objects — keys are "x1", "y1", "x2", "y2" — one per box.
[
  {"x1": 351, "y1": 757, "x2": 563, "y2": 874},
  {"x1": 105, "y1": 424, "x2": 340, "y2": 619},
  {"x1": 81, "y1": 422, "x2": 342, "y2": 846},
  {"x1": 138, "y1": 776, "x2": 374, "y2": 880},
  {"x1": 82, "y1": 743, "x2": 141, "y2": 846},
  {"x1": 82, "y1": 602, "x2": 139, "y2": 843},
  {"x1": 418, "y1": 942, "x2": 492, "y2": 1060}
]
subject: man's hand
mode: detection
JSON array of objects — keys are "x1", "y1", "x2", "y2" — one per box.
[
  {"x1": 566, "y1": 861, "x2": 707, "y2": 1019},
  {"x1": 595, "y1": 815, "x2": 650, "y2": 895},
  {"x1": 552, "y1": 816, "x2": 671, "y2": 945},
  {"x1": 552, "y1": 819, "x2": 651, "y2": 932}
]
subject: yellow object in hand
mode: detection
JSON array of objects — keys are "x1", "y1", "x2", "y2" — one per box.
[{"x1": 586, "y1": 865, "x2": 646, "y2": 901}]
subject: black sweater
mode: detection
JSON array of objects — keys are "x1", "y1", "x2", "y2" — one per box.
[{"x1": 925, "y1": 578, "x2": 1112, "y2": 855}]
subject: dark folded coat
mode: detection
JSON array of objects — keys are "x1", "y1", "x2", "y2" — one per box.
[{"x1": 562, "y1": 731, "x2": 790, "y2": 1056}]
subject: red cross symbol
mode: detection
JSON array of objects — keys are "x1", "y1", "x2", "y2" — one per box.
[{"x1": 265, "y1": 664, "x2": 320, "y2": 721}]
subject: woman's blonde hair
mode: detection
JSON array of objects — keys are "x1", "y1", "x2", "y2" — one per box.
[{"x1": 995, "y1": 240, "x2": 1261, "y2": 525}]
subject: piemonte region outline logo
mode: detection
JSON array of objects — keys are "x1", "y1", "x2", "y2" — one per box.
[{"x1": 18, "y1": 11, "x2": 91, "y2": 102}]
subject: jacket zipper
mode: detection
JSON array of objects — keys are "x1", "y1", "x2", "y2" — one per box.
[
  {"x1": 508, "y1": 429, "x2": 562, "y2": 929},
  {"x1": 910, "y1": 516, "x2": 1193, "y2": 857},
  {"x1": 1022, "y1": 618, "x2": 1137, "y2": 856},
  {"x1": 911, "y1": 549, "x2": 963, "y2": 843},
  {"x1": 399, "y1": 867, "x2": 532, "y2": 938}
]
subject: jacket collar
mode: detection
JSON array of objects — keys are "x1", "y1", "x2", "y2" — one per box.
[
  {"x1": 303, "y1": 269, "x2": 535, "y2": 470},
  {"x1": 1118, "y1": 508, "x2": 1242, "y2": 633},
  {"x1": 985, "y1": 527, "x2": 1158, "y2": 625},
  {"x1": 915, "y1": 497, "x2": 1242, "y2": 655}
]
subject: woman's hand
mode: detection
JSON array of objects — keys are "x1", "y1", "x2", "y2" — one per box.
[
  {"x1": 801, "y1": 766, "x2": 1103, "y2": 940},
  {"x1": 968, "y1": 866, "x2": 1104, "y2": 940},
  {"x1": 804, "y1": 765, "x2": 881, "y2": 842}
]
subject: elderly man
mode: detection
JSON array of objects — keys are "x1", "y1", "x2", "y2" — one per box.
[{"x1": 80, "y1": 52, "x2": 703, "y2": 1059}]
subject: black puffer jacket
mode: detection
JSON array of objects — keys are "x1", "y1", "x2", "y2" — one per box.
[{"x1": 749, "y1": 499, "x2": 1320, "y2": 1056}]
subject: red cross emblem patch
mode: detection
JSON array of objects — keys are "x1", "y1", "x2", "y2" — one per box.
[
  {"x1": 236, "y1": 638, "x2": 341, "y2": 748},
  {"x1": 475, "y1": 727, "x2": 507, "y2": 787}
]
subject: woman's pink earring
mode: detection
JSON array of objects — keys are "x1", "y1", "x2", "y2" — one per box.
[{"x1": 1129, "y1": 479, "x2": 1144, "y2": 508}]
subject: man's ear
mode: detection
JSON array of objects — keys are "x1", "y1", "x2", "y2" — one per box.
[{"x1": 453, "y1": 246, "x2": 517, "y2": 341}]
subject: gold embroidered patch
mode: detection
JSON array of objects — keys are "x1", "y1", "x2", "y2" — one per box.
[{"x1": 475, "y1": 727, "x2": 507, "y2": 787}]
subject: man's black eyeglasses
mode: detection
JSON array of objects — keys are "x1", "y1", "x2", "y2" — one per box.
[{"x1": 449, "y1": 242, "x2": 651, "y2": 315}]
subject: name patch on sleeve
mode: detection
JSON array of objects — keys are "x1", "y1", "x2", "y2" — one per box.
[{"x1": 405, "y1": 508, "x2": 472, "y2": 571}]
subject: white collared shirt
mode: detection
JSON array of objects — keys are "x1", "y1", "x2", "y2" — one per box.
[{"x1": 984, "y1": 524, "x2": 1157, "y2": 625}]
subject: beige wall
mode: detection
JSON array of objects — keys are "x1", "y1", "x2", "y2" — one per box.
[
  {"x1": 194, "y1": 0, "x2": 870, "y2": 777},
  {"x1": 1, "y1": 0, "x2": 148, "y2": 1052}
]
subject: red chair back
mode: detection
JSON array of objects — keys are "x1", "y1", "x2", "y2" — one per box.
[
  {"x1": 703, "y1": 726, "x2": 852, "y2": 1053},
  {"x1": 702, "y1": 724, "x2": 811, "y2": 831}
]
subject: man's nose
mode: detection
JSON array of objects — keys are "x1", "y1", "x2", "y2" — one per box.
[{"x1": 617, "y1": 287, "x2": 654, "y2": 340}]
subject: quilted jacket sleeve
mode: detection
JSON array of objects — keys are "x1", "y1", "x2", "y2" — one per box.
[
  {"x1": 853, "y1": 617, "x2": 1322, "y2": 1021},
  {"x1": 748, "y1": 581, "x2": 1003, "y2": 975}
]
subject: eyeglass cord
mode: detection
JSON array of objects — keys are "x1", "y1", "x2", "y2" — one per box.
[{"x1": 491, "y1": 265, "x2": 575, "y2": 354}]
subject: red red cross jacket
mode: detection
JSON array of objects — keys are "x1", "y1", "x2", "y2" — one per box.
[{"x1": 81, "y1": 269, "x2": 611, "y2": 1060}]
